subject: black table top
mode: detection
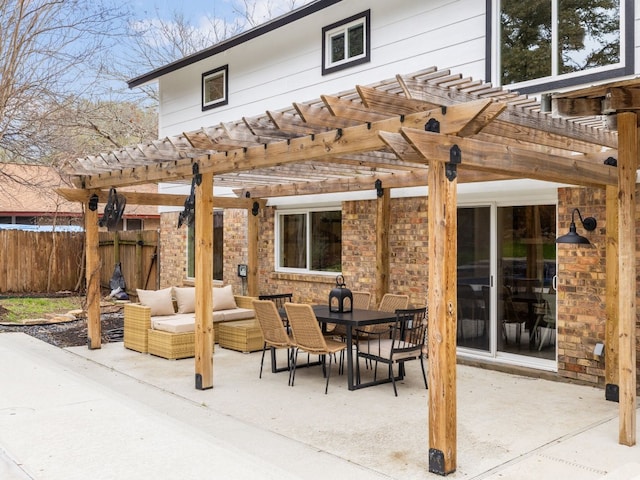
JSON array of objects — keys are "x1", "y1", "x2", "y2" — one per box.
[{"x1": 312, "y1": 305, "x2": 396, "y2": 326}]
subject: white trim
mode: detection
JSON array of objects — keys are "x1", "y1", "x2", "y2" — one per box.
[
  {"x1": 275, "y1": 206, "x2": 342, "y2": 274},
  {"x1": 324, "y1": 15, "x2": 368, "y2": 70}
]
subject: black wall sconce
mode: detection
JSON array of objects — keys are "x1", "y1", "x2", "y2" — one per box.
[{"x1": 556, "y1": 208, "x2": 597, "y2": 245}]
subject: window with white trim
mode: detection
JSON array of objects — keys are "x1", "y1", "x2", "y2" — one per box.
[
  {"x1": 276, "y1": 208, "x2": 342, "y2": 273},
  {"x1": 322, "y1": 10, "x2": 370, "y2": 75},
  {"x1": 493, "y1": 0, "x2": 632, "y2": 91},
  {"x1": 202, "y1": 65, "x2": 228, "y2": 111}
]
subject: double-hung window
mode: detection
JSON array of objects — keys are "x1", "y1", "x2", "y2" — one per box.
[
  {"x1": 202, "y1": 65, "x2": 228, "y2": 111},
  {"x1": 322, "y1": 10, "x2": 370, "y2": 75},
  {"x1": 493, "y1": 0, "x2": 632, "y2": 92},
  {"x1": 276, "y1": 208, "x2": 342, "y2": 274}
]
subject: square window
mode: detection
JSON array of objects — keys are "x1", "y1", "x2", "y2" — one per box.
[
  {"x1": 322, "y1": 10, "x2": 370, "y2": 75},
  {"x1": 202, "y1": 65, "x2": 228, "y2": 111},
  {"x1": 276, "y1": 208, "x2": 342, "y2": 274}
]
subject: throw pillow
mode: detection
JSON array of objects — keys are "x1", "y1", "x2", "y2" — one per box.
[
  {"x1": 213, "y1": 285, "x2": 237, "y2": 311},
  {"x1": 136, "y1": 287, "x2": 175, "y2": 316},
  {"x1": 173, "y1": 287, "x2": 196, "y2": 314}
]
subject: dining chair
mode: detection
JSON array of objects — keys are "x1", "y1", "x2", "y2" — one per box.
[
  {"x1": 501, "y1": 285, "x2": 526, "y2": 346},
  {"x1": 355, "y1": 307, "x2": 428, "y2": 396},
  {"x1": 532, "y1": 293, "x2": 556, "y2": 351},
  {"x1": 284, "y1": 303, "x2": 347, "y2": 394},
  {"x1": 258, "y1": 293, "x2": 293, "y2": 309},
  {"x1": 377, "y1": 293, "x2": 410, "y2": 313},
  {"x1": 362, "y1": 293, "x2": 410, "y2": 335},
  {"x1": 252, "y1": 300, "x2": 296, "y2": 384}
]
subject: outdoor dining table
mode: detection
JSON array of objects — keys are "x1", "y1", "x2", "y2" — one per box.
[{"x1": 312, "y1": 305, "x2": 397, "y2": 391}]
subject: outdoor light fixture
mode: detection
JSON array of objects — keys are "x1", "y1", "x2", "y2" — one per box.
[{"x1": 556, "y1": 208, "x2": 597, "y2": 245}]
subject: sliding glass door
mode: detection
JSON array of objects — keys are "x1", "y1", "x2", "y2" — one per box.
[{"x1": 457, "y1": 204, "x2": 557, "y2": 364}]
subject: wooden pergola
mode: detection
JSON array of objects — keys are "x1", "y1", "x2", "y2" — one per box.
[{"x1": 58, "y1": 66, "x2": 636, "y2": 475}]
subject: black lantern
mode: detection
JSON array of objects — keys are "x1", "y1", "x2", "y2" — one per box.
[{"x1": 329, "y1": 275, "x2": 353, "y2": 313}]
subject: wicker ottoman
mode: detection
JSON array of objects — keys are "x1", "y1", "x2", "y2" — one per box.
[
  {"x1": 218, "y1": 320, "x2": 264, "y2": 353},
  {"x1": 147, "y1": 329, "x2": 196, "y2": 360}
]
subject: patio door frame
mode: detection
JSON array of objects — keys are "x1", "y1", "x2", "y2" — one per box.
[{"x1": 456, "y1": 187, "x2": 558, "y2": 372}]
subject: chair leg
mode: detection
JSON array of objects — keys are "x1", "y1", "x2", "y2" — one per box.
[
  {"x1": 420, "y1": 356, "x2": 428, "y2": 390},
  {"x1": 259, "y1": 343, "x2": 267, "y2": 378},
  {"x1": 390, "y1": 363, "x2": 398, "y2": 397},
  {"x1": 289, "y1": 348, "x2": 299, "y2": 387},
  {"x1": 325, "y1": 354, "x2": 333, "y2": 394}
]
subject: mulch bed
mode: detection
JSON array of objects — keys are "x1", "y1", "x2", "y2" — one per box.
[{"x1": 0, "y1": 301, "x2": 125, "y2": 348}]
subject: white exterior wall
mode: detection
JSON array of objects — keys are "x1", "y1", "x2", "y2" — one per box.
[{"x1": 157, "y1": 0, "x2": 487, "y2": 137}]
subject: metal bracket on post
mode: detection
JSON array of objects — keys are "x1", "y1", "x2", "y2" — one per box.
[
  {"x1": 375, "y1": 179, "x2": 383, "y2": 198},
  {"x1": 445, "y1": 145, "x2": 461, "y2": 182}
]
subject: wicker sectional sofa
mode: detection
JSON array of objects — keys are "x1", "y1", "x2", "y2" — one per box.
[{"x1": 123, "y1": 285, "x2": 256, "y2": 359}]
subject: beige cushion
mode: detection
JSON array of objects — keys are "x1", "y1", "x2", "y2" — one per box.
[
  {"x1": 213, "y1": 285, "x2": 237, "y2": 311},
  {"x1": 152, "y1": 314, "x2": 195, "y2": 334},
  {"x1": 173, "y1": 287, "x2": 196, "y2": 314},
  {"x1": 137, "y1": 288, "x2": 175, "y2": 316},
  {"x1": 221, "y1": 308, "x2": 255, "y2": 321}
]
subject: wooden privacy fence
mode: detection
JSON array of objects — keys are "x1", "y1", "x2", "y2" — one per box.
[
  {"x1": 0, "y1": 230, "x2": 84, "y2": 293},
  {"x1": 99, "y1": 230, "x2": 159, "y2": 294}
]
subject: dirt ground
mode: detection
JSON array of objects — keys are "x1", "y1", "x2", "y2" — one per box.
[{"x1": 0, "y1": 310, "x2": 124, "y2": 348}]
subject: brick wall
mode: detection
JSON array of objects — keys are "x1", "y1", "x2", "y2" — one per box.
[
  {"x1": 557, "y1": 186, "x2": 640, "y2": 389},
  {"x1": 159, "y1": 211, "x2": 186, "y2": 288}
]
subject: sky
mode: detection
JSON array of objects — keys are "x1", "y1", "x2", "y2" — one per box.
[{"x1": 130, "y1": 0, "x2": 314, "y2": 24}]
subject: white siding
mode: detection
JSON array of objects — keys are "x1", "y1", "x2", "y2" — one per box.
[{"x1": 157, "y1": 0, "x2": 488, "y2": 136}]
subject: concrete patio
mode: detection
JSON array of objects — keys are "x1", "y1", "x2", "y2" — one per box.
[{"x1": 0, "y1": 332, "x2": 638, "y2": 479}]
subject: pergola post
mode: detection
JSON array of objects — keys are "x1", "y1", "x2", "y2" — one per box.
[
  {"x1": 84, "y1": 198, "x2": 101, "y2": 349},
  {"x1": 427, "y1": 157, "x2": 458, "y2": 475},
  {"x1": 616, "y1": 112, "x2": 637, "y2": 445},
  {"x1": 605, "y1": 185, "x2": 619, "y2": 401},
  {"x1": 375, "y1": 185, "x2": 390, "y2": 304},
  {"x1": 247, "y1": 205, "x2": 259, "y2": 297},
  {"x1": 195, "y1": 172, "x2": 214, "y2": 390}
]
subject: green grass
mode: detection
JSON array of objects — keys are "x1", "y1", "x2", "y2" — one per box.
[{"x1": 0, "y1": 296, "x2": 84, "y2": 323}]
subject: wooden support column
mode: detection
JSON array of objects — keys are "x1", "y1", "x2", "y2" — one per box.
[
  {"x1": 375, "y1": 186, "x2": 390, "y2": 304},
  {"x1": 616, "y1": 112, "x2": 637, "y2": 446},
  {"x1": 605, "y1": 185, "x2": 619, "y2": 401},
  {"x1": 247, "y1": 206, "x2": 259, "y2": 297},
  {"x1": 195, "y1": 172, "x2": 214, "y2": 390},
  {"x1": 84, "y1": 201, "x2": 101, "y2": 350},
  {"x1": 427, "y1": 158, "x2": 458, "y2": 475}
]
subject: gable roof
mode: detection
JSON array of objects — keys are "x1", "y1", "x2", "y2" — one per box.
[
  {"x1": 128, "y1": 0, "x2": 342, "y2": 88},
  {"x1": 64, "y1": 65, "x2": 618, "y2": 203}
]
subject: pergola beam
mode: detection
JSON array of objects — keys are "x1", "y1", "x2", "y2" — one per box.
[{"x1": 399, "y1": 128, "x2": 617, "y2": 187}]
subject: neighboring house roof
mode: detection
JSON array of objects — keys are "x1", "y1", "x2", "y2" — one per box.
[
  {"x1": 127, "y1": 0, "x2": 342, "y2": 88},
  {"x1": 0, "y1": 164, "x2": 158, "y2": 217}
]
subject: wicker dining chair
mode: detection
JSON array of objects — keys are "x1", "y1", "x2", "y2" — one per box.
[
  {"x1": 355, "y1": 306, "x2": 428, "y2": 396},
  {"x1": 284, "y1": 303, "x2": 347, "y2": 394},
  {"x1": 258, "y1": 293, "x2": 293, "y2": 309},
  {"x1": 377, "y1": 293, "x2": 410, "y2": 313},
  {"x1": 253, "y1": 300, "x2": 296, "y2": 384}
]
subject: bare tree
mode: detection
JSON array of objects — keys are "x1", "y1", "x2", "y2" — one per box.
[
  {"x1": 0, "y1": 1, "x2": 140, "y2": 164},
  {"x1": 117, "y1": 0, "x2": 314, "y2": 103}
]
